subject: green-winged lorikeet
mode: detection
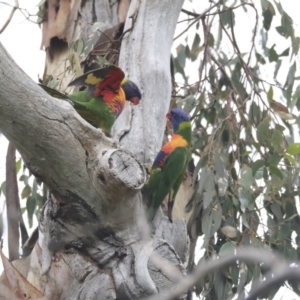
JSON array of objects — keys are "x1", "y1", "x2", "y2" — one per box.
[
  {"x1": 147, "y1": 108, "x2": 192, "y2": 222},
  {"x1": 40, "y1": 65, "x2": 141, "y2": 135}
]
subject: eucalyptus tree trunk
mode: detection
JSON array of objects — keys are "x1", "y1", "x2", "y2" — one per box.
[{"x1": 0, "y1": 1, "x2": 189, "y2": 299}]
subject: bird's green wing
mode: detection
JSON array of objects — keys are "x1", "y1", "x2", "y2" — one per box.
[
  {"x1": 148, "y1": 147, "x2": 188, "y2": 222},
  {"x1": 69, "y1": 92, "x2": 115, "y2": 134},
  {"x1": 39, "y1": 84, "x2": 115, "y2": 134},
  {"x1": 39, "y1": 84, "x2": 65, "y2": 99},
  {"x1": 68, "y1": 65, "x2": 125, "y2": 97},
  {"x1": 39, "y1": 84, "x2": 73, "y2": 105}
]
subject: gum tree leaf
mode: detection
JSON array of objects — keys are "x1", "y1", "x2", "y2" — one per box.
[
  {"x1": 271, "y1": 129, "x2": 284, "y2": 153},
  {"x1": 263, "y1": 9, "x2": 272, "y2": 30},
  {"x1": 269, "y1": 165, "x2": 283, "y2": 180},
  {"x1": 191, "y1": 33, "x2": 201, "y2": 61},
  {"x1": 285, "y1": 61, "x2": 296, "y2": 88},
  {"x1": 237, "y1": 263, "x2": 248, "y2": 294},
  {"x1": 284, "y1": 153, "x2": 296, "y2": 166},
  {"x1": 279, "y1": 47, "x2": 289, "y2": 57},
  {"x1": 286, "y1": 143, "x2": 300, "y2": 155},
  {"x1": 240, "y1": 165, "x2": 253, "y2": 190},
  {"x1": 219, "y1": 241, "x2": 236, "y2": 257},
  {"x1": 0, "y1": 213, "x2": 3, "y2": 239},
  {"x1": 239, "y1": 188, "x2": 253, "y2": 212},
  {"x1": 26, "y1": 196, "x2": 36, "y2": 228},
  {"x1": 1, "y1": 182, "x2": 6, "y2": 197},
  {"x1": 277, "y1": 223, "x2": 291, "y2": 240},
  {"x1": 221, "y1": 225, "x2": 237, "y2": 238},
  {"x1": 271, "y1": 203, "x2": 283, "y2": 220},
  {"x1": 220, "y1": 7, "x2": 235, "y2": 28},
  {"x1": 16, "y1": 158, "x2": 22, "y2": 174},
  {"x1": 242, "y1": 213, "x2": 250, "y2": 228},
  {"x1": 203, "y1": 170, "x2": 215, "y2": 209},
  {"x1": 21, "y1": 185, "x2": 31, "y2": 199},
  {"x1": 267, "y1": 86, "x2": 273, "y2": 99},
  {"x1": 274, "y1": 59, "x2": 282, "y2": 78},
  {"x1": 252, "y1": 159, "x2": 266, "y2": 176},
  {"x1": 257, "y1": 117, "x2": 270, "y2": 143},
  {"x1": 176, "y1": 44, "x2": 186, "y2": 68},
  {"x1": 292, "y1": 37, "x2": 300, "y2": 55},
  {"x1": 211, "y1": 202, "x2": 222, "y2": 235},
  {"x1": 268, "y1": 44, "x2": 278, "y2": 62},
  {"x1": 268, "y1": 153, "x2": 282, "y2": 166}
]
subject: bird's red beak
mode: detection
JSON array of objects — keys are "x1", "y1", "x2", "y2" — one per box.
[
  {"x1": 166, "y1": 112, "x2": 171, "y2": 120},
  {"x1": 130, "y1": 97, "x2": 140, "y2": 105}
]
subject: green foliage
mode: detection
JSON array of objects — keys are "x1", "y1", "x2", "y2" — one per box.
[
  {"x1": 1, "y1": 162, "x2": 47, "y2": 229},
  {"x1": 36, "y1": 0, "x2": 47, "y2": 25},
  {"x1": 0, "y1": 181, "x2": 6, "y2": 197},
  {"x1": 174, "y1": 1, "x2": 300, "y2": 298}
]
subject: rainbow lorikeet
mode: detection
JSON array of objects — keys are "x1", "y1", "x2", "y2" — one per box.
[
  {"x1": 40, "y1": 65, "x2": 141, "y2": 135},
  {"x1": 147, "y1": 108, "x2": 192, "y2": 222}
]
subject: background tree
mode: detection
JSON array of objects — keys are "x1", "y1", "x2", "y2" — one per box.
[{"x1": 1, "y1": 0, "x2": 300, "y2": 299}]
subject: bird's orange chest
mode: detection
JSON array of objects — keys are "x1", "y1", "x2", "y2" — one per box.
[
  {"x1": 99, "y1": 88, "x2": 125, "y2": 116},
  {"x1": 162, "y1": 134, "x2": 188, "y2": 154},
  {"x1": 155, "y1": 134, "x2": 188, "y2": 167}
]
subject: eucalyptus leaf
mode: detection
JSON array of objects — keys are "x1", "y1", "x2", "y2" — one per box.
[
  {"x1": 26, "y1": 196, "x2": 36, "y2": 228},
  {"x1": 257, "y1": 117, "x2": 270, "y2": 144},
  {"x1": 1, "y1": 182, "x2": 6, "y2": 197},
  {"x1": 237, "y1": 263, "x2": 248, "y2": 295},
  {"x1": 219, "y1": 241, "x2": 235, "y2": 257},
  {"x1": 220, "y1": 7, "x2": 235, "y2": 28},
  {"x1": 269, "y1": 165, "x2": 283, "y2": 180},
  {"x1": 240, "y1": 165, "x2": 253, "y2": 190},
  {"x1": 0, "y1": 213, "x2": 3, "y2": 239},
  {"x1": 252, "y1": 159, "x2": 266, "y2": 176},
  {"x1": 21, "y1": 185, "x2": 31, "y2": 199},
  {"x1": 286, "y1": 143, "x2": 300, "y2": 155},
  {"x1": 16, "y1": 158, "x2": 22, "y2": 174}
]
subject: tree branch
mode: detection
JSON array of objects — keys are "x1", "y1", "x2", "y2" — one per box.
[
  {"x1": 6, "y1": 142, "x2": 19, "y2": 261},
  {"x1": 0, "y1": 42, "x2": 146, "y2": 244},
  {"x1": 146, "y1": 247, "x2": 300, "y2": 300}
]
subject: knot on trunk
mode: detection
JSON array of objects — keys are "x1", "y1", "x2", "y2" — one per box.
[{"x1": 94, "y1": 149, "x2": 146, "y2": 200}]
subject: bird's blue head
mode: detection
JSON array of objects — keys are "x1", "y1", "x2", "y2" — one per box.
[
  {"x1": 166, "y1": 108, "x2": 190, "y2": 132},
  {"x1": 121, "y1": 79, "x2": 142, "y2": 105}
]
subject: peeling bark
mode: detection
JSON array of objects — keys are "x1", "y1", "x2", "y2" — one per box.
[{"x1": 43, "y1": 0, "x2": 121, "y2": 90}]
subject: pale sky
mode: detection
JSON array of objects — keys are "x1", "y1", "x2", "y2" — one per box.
[{"x1": 0, "y1": 1, "x2": 300, "y2": 299}]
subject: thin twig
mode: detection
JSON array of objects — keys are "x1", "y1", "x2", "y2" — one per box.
[
  {"x1": 0, "y1": 0, "x2": 19, "y2": 34},
  {"x1": 199, "y1": 16, "x2": 214, "y2": 83},
  {"x1": 181, "y1": 8, "x2": 200, "y2": 17},
  {"x1": 174, "y1": 2, "x2": 220, "y2": 41}
]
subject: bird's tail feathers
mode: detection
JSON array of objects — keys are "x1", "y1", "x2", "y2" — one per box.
[
  {"x1": 147, "y1": 206, "x2": 156, "y2": 223},
  {"x1": 167, "y1": 200, "x2": 174, "y2": 223}
]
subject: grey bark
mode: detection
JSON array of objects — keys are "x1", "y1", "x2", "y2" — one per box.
[
  {"x1": 115, "y1": 0, "x2": 184, "y2": 166},
  {"x1": 6, "y1": 142, "x2": 20, "y2": 261},
  {"x1": 0, "y1": 0, "x2": 188, "y2": 299}
]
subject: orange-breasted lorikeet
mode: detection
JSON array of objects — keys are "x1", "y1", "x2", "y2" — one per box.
[
  {"x1": 68, "y1": 65, "x2": 141, "y2": 134},
  {"x1": 147, "y1": 108, "x2": 192, "y2": 222},
  {"x1": 41, "y1": 65, "x2": 141, "y2": 135}
]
